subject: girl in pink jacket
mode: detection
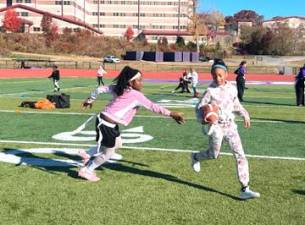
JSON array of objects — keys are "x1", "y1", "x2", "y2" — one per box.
[{"x1": 79, "y1": 66, "x2": 185, "y2": 181}]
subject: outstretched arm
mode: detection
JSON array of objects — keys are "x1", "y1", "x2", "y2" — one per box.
[
  {"x1": 82, "y1": 85, "x2": 113, "y2": 109},
  {"x1": 137, "y1": 92, "x2": 185, "y2": 124}
]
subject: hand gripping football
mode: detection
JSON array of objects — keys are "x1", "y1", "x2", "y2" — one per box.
[{"x1": 201, "y1": 103, "x2": 219, "y2": 124}]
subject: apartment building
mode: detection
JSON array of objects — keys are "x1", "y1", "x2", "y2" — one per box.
[{"x1": 0, "y1": 0, "x2": 194, "y2": 41}]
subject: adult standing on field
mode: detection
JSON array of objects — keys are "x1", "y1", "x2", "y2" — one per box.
[
  {"x1": 48, "y1": 65, "x2": 60, "y2": 92},
  {"x1": 234, "y1": 61, "x2": 247, "y2": 102},
  {"x1": 295, "y1": 64, "x2": 305, "y2": 106},
  {"x1": 97, "y1": 61, "x2": 107, "y2": 86}
]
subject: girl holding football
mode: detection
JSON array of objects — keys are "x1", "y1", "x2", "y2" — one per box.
[
  {"x1": 191, "y1": 59, "x2": 260, "y2": 200},
  {"x1": 79, "y1": 66, "x2": 185, "y2": 182}
]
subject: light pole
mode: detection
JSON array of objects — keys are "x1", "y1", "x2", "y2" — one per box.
[
  {"x1": 178, "y1": 0, "x2": 181, "y2": 34},
  {"x1": 137, "y1": 0, "x2": 140, "y2": 34}
]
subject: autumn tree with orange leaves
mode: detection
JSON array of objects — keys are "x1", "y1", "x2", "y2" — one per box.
[
  {"x1": 2, "y1": 9, "x2": 21, "y2": 32},
  {"x1": 124, "y1": 27, "x2": 134, "y2": 41}
]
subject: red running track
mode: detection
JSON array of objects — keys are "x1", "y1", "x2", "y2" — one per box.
[{"x1": 0, "y1": 68, "x2": 295, "y2": 82}]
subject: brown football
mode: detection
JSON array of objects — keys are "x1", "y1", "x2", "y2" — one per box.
[{"x1": 201, "y1": 104, "x2": 219, "y2": 124}]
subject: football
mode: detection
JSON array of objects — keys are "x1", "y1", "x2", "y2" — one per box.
[{"x1": 201, "y1": 103, "x2": 219, "y2": 124}]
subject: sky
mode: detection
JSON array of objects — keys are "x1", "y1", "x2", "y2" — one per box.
[{"x1": 198, "y1": 0, "x2": 305, "y2": 20}]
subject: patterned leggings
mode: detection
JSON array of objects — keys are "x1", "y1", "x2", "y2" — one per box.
[{"x1": 196, "y1": 123, "x2": 249, "y2": 188}]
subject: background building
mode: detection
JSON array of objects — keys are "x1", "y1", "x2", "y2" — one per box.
[{"x1": 0, "y1": 0, "x2": 194, "y2": 41}]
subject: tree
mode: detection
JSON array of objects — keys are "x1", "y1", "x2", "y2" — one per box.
[
  {"x1": 124, "y1": 27, "x2": 134, "y2": 41},
  {"x1": 45, "y1": 23, "x2": 59, "y2": 47},
  {"x1": 188, "y1": 14, "x2": 207, "y2": 52},
  {"x1": 233, "y1": 10, "x2": 264, "y2": 25},
  {"x1": 225, "y1": 10, "x2": 263, "y2": 32},
  {"x1": 40, "y1": 14, "x2": 52, "y2": 32},
  {"x1": 200, "y1": 11, "x2": 225, "y2": 31},
  {"x1": 176, "y1": 36, "x2": 185, "y2": 47},
  {"x1": 2, "y1": 9, "x2": 21, "y2": 32}
]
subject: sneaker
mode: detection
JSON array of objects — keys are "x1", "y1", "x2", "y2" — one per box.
[
  {"x1": 110, "y1": 152, "x2": 123, "y2": 161},
  {"x1": 78, "y1": 150, "x2": 90, "y2": 165},
  {"x1": 191, "y1": 152, "x2": 201, "y2": 172},
  {"x1": 78, "y1": 167, "x2": 100, "y2": 182},
  {"x1": 240, "y1": 187, "x2": 260, "y2": 200}
]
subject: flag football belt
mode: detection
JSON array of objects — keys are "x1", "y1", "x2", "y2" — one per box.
[{"x1": 100, "y1": 119, "x2": 116, "y2": 128}]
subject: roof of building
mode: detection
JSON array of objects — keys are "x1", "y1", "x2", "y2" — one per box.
[
  {"x1": 19, "y1": 18, "x2": 33, "y2": 25},
  {"x1": 141, "y1": 30, "x2": 192, "y2": 36},
  {"x1": 264, "y1": 16, "x2": 305, "y2": 23},
  {"x1": 0, "y1": 4, "x2": 102, "y2": 34}
]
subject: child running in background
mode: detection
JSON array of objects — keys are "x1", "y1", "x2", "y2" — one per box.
[
  {"x1": 191, "y1": 59, "x2": 260, "y2": 200},
  {"x1": 48, "y1": 65, "x2": 60, "y2": 92},
  {"x1": 79, "y1": 66, "x2": 185, "y2": 182}
]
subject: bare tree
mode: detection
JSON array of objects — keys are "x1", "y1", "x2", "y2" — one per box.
[{"x1": 188, "y1": 1, "x2": 207, "y2": 52}]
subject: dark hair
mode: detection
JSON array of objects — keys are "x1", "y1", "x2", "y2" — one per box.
[
  {"x1": 211, "y1": 58, "x2": 227, "y2": 72},
  {"x1": 240, "y1": 61, "x2": 247, "y2": 66},
  {"x1": 113, "y1": 66, "x2": 141, "y2": 96},
  {"x1": 53, "y1": 65, "x2": 58, "y2": 69}
]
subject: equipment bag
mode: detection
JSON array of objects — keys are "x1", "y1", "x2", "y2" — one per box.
[{"x1": 46, "y1": 93, "x2": 70, "y2": 108}]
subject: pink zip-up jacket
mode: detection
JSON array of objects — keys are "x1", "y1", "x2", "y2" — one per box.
[{"x1": 89, "y1": 85, "x2": 171, "y2": 126}]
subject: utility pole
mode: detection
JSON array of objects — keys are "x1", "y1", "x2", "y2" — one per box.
[
  {"x1": 61, "y1": 0, "x2": 63, "y2": 17},
  {"x1": 97, "y1": 0, "x2": 100, "y2": 31},
  {"x1": 137, "y1": 0, "x2": 140, "y2": 34},
  {"x1": 83, "y1": 0, "x2": 86, "y2": 23},
  {"x1": 178, "y1": 0, "x2": 181, "y2": 34}
]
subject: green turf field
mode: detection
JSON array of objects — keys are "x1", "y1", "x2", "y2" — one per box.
[{"x1": 0, "y1": 77, "x2": 304, "y2": 225}]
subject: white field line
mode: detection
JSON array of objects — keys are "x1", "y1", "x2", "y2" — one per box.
[
  {"x1": 0, "y1": 87, "x2": 88, "y2": 97},
  {"x1": 0, "y1": 109, "x2": 301, "y2": 124},
  {"x1": 0, "y1": 139, "x2": 304, "y2": 161}
]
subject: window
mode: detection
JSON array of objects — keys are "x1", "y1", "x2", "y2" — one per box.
[
  {"x1": 33, "y1": 27, "x2": 40, "y2": 32},
  {"x1": 24, "y1": 0, "x2": 31, "y2": 3},
  {"x1": 21, "y1": 12, "x2": 28, "y2": 16},
  {"x1": 16, "y1": 0, "x2": 23, "y2": 2}
]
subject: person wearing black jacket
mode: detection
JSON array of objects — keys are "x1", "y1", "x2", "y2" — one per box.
[
  {"x1": 172, "y1": 70, "x2": 191, "y2": 93},
  {"x1": 295, "y1": 64, "x2": 305, "y2": 106},
  {"x1": 48, "y1": 65, "x2": 60, "y2": 92},
  {"x1": 235, "y1": 61, "x2": 247, "y2": 102}
]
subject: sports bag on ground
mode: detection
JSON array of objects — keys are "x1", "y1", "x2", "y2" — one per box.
[{"x1": 46, "y1": 93, "x2": 70, "y2": 108}]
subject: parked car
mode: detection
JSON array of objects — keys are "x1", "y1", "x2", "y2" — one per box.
[{"x1": 103, "y1": 55, "x2": 120, "y2": 63}]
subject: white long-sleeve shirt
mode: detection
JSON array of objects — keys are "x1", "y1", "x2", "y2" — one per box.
[{"x1": 196, "y1": 81, "x2": 250, "y2": 124}]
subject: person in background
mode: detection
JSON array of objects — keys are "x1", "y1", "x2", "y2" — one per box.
[
  {"x1": 189, "y1": 68, "x2": 199, "y2": 97},
  {"x1": 295, "y1": 63, "x2": 305, "y2": 106},
  {"x1": 97, "y1": 61, "x2": 107, "y2": 86},
  {"x1": 48, "y1": 65, "x2": 60, "y2": 92},
  {"x1": 172, "y1": 69, "x2": 191, "y2": 93},
  {"x1": 234, "y1": 61, "x2": 247, "y2": 102}
]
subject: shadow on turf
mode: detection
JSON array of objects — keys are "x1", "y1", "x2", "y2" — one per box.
[
  {"x1": 103, "y1": 163, "x2": 242, "y2": 201},
  {"x1": 244, "y1": 100, "x2": 294, "y2": 107},
  {"x1": 251, "y1": 117, "x2": 305, "y2": 124},
  {"x1": 2, "y1": 148, "x2": 240, "y2": 200},
  {"x1": 292, "y1": 189, "x2": 305, "y2": 196}
]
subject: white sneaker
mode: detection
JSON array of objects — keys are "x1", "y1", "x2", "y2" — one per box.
[
  {"x1": 240, "y1": 187, "x2": 260, "y2": 200},
  {"x1": 110, "y1": 152, "x2": 123, "y2": 161},
  {"x1": 191, "y1": 153, "x2": 201, "y2": 172}
]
